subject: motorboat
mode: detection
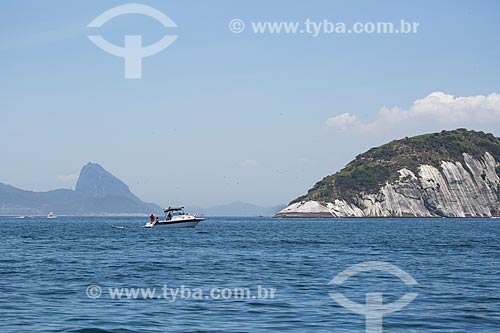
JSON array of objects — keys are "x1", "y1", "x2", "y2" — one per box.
[
  {"x1": 144, "y1": 206, "x2": 205, "y2": 228},
  {"x1": 47, "y1": 212, "x2": 57, "y2": 219}
]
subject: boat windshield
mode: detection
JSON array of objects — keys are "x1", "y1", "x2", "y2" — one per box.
[{"x1": 165, "y1": 209, "x2": 185, "y2": 220}]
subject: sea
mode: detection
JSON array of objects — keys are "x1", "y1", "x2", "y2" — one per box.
[{"x1": 1, "y1": 216, "x2": 499, "y2": 332}]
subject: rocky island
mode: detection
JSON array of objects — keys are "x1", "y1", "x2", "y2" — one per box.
[{"x1": 275, "y1": 129, "x2": 500, "y2": 218}]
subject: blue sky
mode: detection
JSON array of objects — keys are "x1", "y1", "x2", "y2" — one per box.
[{"x1": 1, "y1": 0, "x2": 500, "y2": 207}]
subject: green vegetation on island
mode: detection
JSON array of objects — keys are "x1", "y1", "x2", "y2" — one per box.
[{"x1": 293, "y1": 129, "x2": 500, "y2": 204}]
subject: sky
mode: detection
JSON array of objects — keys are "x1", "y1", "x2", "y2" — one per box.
[{"x1": 1, "y1": 0, "x2": 500, "y2": 207}]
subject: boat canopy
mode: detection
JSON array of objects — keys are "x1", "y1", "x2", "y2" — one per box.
[{"x1": 164, "y1": 206, "x2": 185, "y2": 212}]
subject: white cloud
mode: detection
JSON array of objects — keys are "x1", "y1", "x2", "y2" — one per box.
[
  {"x1": 326, "y1": 92, "x2": 500, "y2": 134},
  {"x1": 239, "y1": 159, "x2": 259, "y2": 168},
  {"x1": 326, "y1": 112, "x2": 359, "y2": 130},
  {"x1": 58, "y1": 174, "x2": 78, "y2": 182}
]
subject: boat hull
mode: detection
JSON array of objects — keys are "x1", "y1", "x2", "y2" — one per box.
[
  {"x1": 144, "y1": 218, "x2": 204, "y2": 228},
  {"x1": 156, "y1": 220, "x2": 202, "y2": 228}
]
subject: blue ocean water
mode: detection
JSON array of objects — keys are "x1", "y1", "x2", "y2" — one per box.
[{"x1": 0, "y1": 216, "x2": 499, "y2": 332}]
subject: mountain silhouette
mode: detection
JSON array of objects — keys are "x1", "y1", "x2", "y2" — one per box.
[{"x1": 0, "y1": 163, "x2": 162, "y2": 216}]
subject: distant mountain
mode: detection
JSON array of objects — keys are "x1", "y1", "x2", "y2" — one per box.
[
  {"x1": 0, "y1": 163, "x2": 162, "y2": 216},
  {"x1": 76, "y1": 163, "x2": 139, "y2": 200},
  {"x1": 187, "y1": 201, "x2": 286, "y2": 217}
]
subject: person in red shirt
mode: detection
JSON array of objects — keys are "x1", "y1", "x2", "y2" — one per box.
[{"x1": 150, "y1": 214, "x2": 155, "y2": 222}]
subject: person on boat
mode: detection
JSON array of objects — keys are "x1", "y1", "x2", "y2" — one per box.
[
  {"x1": 167, "y1": 211, "x2": 172, "y2": 220},
  {"x1": 150, "y1": 214, "x2": 155, "y2": 222},
  {"x1": 155, "y1": 217, "x2": 160, "y2": 223}
]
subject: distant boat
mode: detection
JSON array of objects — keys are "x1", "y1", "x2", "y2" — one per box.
[
  {"x1": 144, "y1": 206, "x2": 205, "y2": 228},
  {"x1": 112, "y1": 225, "x2": 128, "y2": 229},
  {"x1": 47, "y1": 212, "x2": 57, "y2": 219},
  {"x1": 16, "y1": 215, "x2": 32, "y2": 219}
]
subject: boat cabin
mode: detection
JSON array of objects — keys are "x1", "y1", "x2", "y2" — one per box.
[{"x1": 164, "y1": 206, "x2": 185, "y2": 220}]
